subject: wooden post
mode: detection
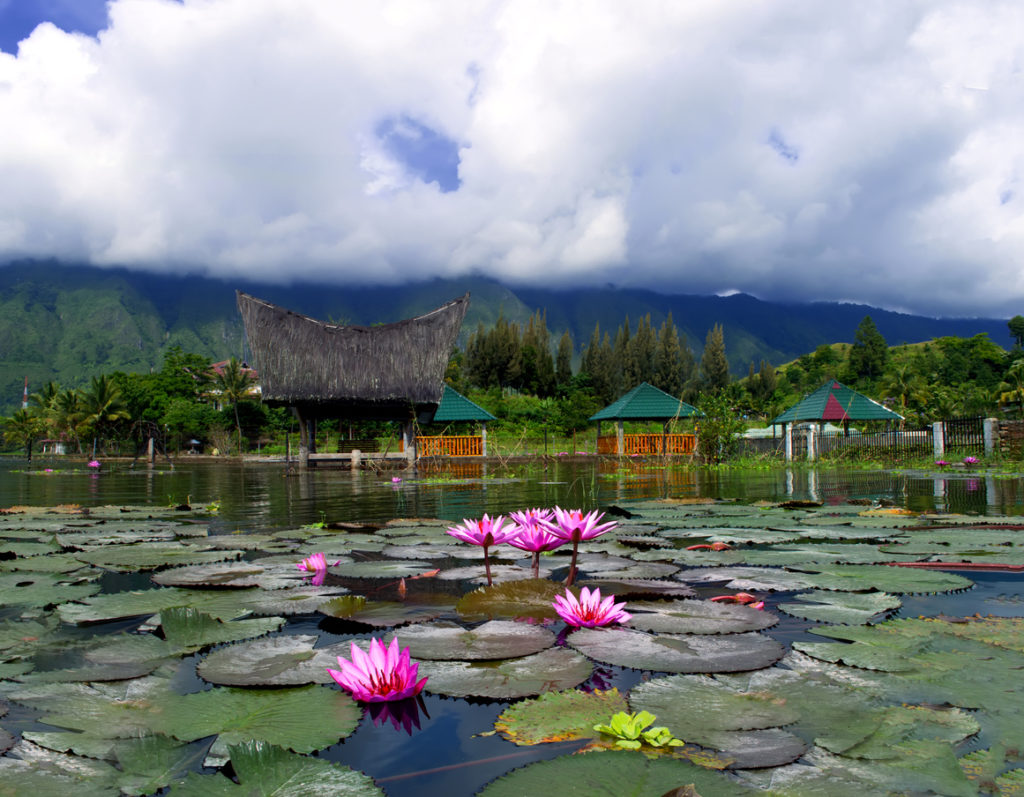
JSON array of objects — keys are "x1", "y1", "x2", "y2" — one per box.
[
  {"x1": 616, "y1": 421, "x2": 624, "y2": 456},
  {"x1": 295, "y1": 409, "x2": 310, "y2": 470},
  {"x1": 481, "y1": 423, "x2": 488, "y2": 457},
  {"x1": 147, "y1": 437, "x2": 155, "y2": 465}
]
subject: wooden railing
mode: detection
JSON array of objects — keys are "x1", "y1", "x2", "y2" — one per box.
[
  {"x1": 417, "y1": 435, "x2": 483, "y2": 458},
  {"x1": 597, "y1": 433, "x2": 696, "y2": 455}
]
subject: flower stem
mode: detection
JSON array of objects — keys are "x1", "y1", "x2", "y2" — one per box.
[
  {"x1": 566, "y1": 540, "x2": 579, "y2": 586},
  {"x1": 483, "y1": 543, "x2": 492, "y2": 586},
  {"x1": 532, "y1": 551, "x2": 540, "y2": 579}
]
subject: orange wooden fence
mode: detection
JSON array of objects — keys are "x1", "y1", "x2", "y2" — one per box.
[
  {"x1": 417, "y1": 435, "x2": 483, "y2": 457},
  {"x1": 597, "y1": 433, "x2": 696, "y2": 456}
]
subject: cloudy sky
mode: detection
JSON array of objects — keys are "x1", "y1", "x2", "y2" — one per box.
[{"x1": 1, "y1": 0, "x2": 1022, "y2": 318}]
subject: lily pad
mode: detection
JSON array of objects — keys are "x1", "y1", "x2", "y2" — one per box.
[
  {"x1": 477, "y1": 749, "x2": 757, "y2": 797},
  {"x1": 437, "y1": 564, "x2": 548, "y2": 584},
  {"x1": 494, "y1": 688, "x2": 629, "y2": 745},
  {"x1": 318, "y1": 595, "x2": 452, "y2": 627},
  {"x1": 456, "y1": 579, "x2": 566, "y2": 621},
  {"x1": 796, "y1": 564, "x2": 974, "y2": 594},
  {"x1": 685, "y1": 728, "x2": 808, "y2": 769},
  {"x1": 112, "y1": 735, "x2": 212, "y2": 796},
  {"x1": 331, "y1": 560, "x2": 435, "y2": 579},
  {"x1": 674, "y1": 567, "x2": 816, "y2": 592},
  {"x1": 154, "y1": 685, "x2": 360, "y2": 753},
  {"x1": 196, "y1": 635, "x2": 341, "y2": 686},
  {"x1": 74, "y1": 542, "x2": 243, "y2": 572},
  {"x1": 815, "y1": 704, "x2": 980, "y2": 759},
  {"x1": 627, "y1": 600, "x2": 777, "y2": 634},
  {"x1": 777, "y1": 590, "x2": 901, "y2": 625},
  {"x1": 152, "y1": 561, "x2": 310, "y2": 589},
  {"x1": 160, "y1": 608, "x2": 285, "y2": 652},
  {"x1": 568, "y1": 627, "x2": 785, "y2": 673},
  {"x1": 0, "y1": 740, "x2": 120, "y2": 795},
  {"x1": 578, "y1": 578, "x2": 696, "y2": 600},
  {"x1": 0, "y1": 572, "x2": 99, "y2": 608},
  {"x1": 419, "y1": 647, "x2": 592, "y2": 698},
  {"x1": 389, "y1": 620, "x2": 555, "y2": 661},
  {"x1": 173, "y1": 740, "x2": 384, "y2": 796}
]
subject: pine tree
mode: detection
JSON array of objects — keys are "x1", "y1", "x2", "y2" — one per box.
[
  {"x1": 848, "y1": 315, "x2": 888, "y2": 382},
  {"x1": 653, "y1": 313, "x2": 684, "y2": 396},
  {"x1": 625, "y1": 314, "x2": 657, "y2": 389},
  {"x1": 556, "y1": 330, "x2": 573, "y2": 387},
  {"x1": 700, "y1": 324, "x2": 730, "y2": 392}
]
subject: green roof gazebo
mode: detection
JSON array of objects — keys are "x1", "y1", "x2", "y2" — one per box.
[
  {"x1": 589, "y1": 382, "x2": 701, "y2": 456},
  {"x1": 771, "y1": 380, "x2": 903, "y2": 460},
  {"x1": 419, "y1": 386, "x2": 497, "y2": 457}
]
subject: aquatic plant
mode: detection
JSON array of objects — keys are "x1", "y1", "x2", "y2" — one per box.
[
  {"x1": 710, "y1": 592, "x2": 766, "y2": 610},
  {"x1": 541, "y1": 507, "x2": 617, "y2": 586},
  {"x1": 507, "y1": 508, "x2": 563, "y2": 577},
  {"x1": 87, "y1": 460, "x2": 100, "y2": 468},
  {"x1": 553, "y1": 586, "x2": 631, "y2": 628},
  {"x1": 963, "y1": 456, "x2": 980, "y2": 466},
  {"x1": 446, "y1": 514, "x2": 519, "y2": 586},
  {"x1": 327, "y1": 637, "x2": 428, "y2": 703},
  {"x1": 593, "y1": 710, "x2": 683, "y2": 750},
  {"x1": 296, "y1": 552, "x2": 339, "y2": 573}
]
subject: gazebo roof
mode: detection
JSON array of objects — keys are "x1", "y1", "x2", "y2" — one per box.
[
  {"x1": 589, "y1": 382, "x2": 701, "y2": 422},
  {"x1": 431, "y1": 386, "x2": 496, "y2": 422},
  {"x1": 237, "y1": 291, "x2": 468, "y2": 421},
  {"x1": 772, "y1": 380, "x2": 903, "y2": 424}
]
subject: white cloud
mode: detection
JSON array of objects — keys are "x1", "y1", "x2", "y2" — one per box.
[{"x1": 0, "y1": 0, "x2": 1023, "y2": 316}]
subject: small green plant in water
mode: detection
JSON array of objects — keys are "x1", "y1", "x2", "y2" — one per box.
[
  {"x1": 593, "y1": 710, "x2": 684, "y2": 750},
  {"x1": 306, "y1": 510, "x2": 328, "y2": 529}
]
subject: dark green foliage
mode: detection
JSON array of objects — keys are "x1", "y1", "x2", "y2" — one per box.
[
  {"x1": 555, "y1": 330, "x2": 573, "y2": 387},
  {"x1": 695, "y1": 392, "x2": 745, "y2": 464},
  {"x1": 700, "y1": 324, "x2": 730, "y2": 393},
  {"x1": 848, "y1": 316, "x2": 888, "y2": 382},
  {"x1": 1009, "y1": 315, "x2": 1024, "y2": 348}
]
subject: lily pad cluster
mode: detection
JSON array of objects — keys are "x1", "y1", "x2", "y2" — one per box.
[{"x1": 1, "y1": 497, "x2": 1023, "y2": 795}]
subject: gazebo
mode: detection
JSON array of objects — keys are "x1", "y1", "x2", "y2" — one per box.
[
  {"x1": 417, "y1": 386, "x2": 496, "y2": 458},
  {"x1": 772, "y1": 380, "x2": 903, "y2": 460},
  {"x1": 589, "y1": 382, "x2": 701, "y2": 456},
  {"x1": 237, "y1": 291, "x2": 469, "y2": 468}
]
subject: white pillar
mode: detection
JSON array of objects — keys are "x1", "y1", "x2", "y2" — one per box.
[
  {"x1": 806, "y1": 426, "x2": 816, "y2": 461},
  {"x1": 784, "y1": 424, "x2": 793, "y2": 462},
  {"x1": 481, "y1": 424, "x2": 488, "y2": 457},
  {"x1": 983, "y1": 418, "x2": 997, "y2": 457},
  {"x1": 932, "y1": 421, "x2": 944, "y2": 460},
  {"x1": 616, "y1": 421, "x2": 624, "y2": 456}
]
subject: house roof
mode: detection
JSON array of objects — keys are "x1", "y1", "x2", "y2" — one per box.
[
  {"x1": 589, "y1": 382, "x2": 701, "y2": 422},
  {"x1": 237, "y1": 291, "x2": 468, "y2": 421},
  {"x1": 772, "y1": 380, "x2": 903, "y2": 424},
  {"x1": 431, "y1": 386, "x2": 496, "y2": 422}
]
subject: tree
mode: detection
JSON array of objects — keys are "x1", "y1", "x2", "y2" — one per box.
[
  {"x1": 848, "y1": 316, "x2": 888, "y2": 382},
  {"x1": 1009, "y1": 315, "x2": 1024, "y2": 348},
  {"x1": 624, "y1": 315, "x2": 656, "y2": 390},
  {"x1": 700, "y1": 324, "x2": 730, "y2": 392},
  {"x1": 653, "y1": 313, "x2": 685, "y2": 396},
  {"x1": 695, "y1": 392, "x2": 745, "y2": 464},
  {"x1": 79, "y1": 374, "x2": 130, "y2": 455},
  {"x1": 1, "y1": 409, "x2": 42, "y2": 461},
  {"x1": 213, "y1": 357, "x2": 255, "y2": 454},
  {"x1": 996, "y1": 358, "x2": 1024, "y2": 418},
  {"x1": 555, "y1": 331, "x2": 573, "y2": 387}
]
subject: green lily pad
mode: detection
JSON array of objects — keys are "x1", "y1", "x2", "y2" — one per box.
[
  {"x1": 0, "y1": 572, "x2": 99, "y2": 608},
  {"x1": 317, "y1": 595, "x2": 452, "y2": 627},
  {"x1": 57, "y1": 587, "x2": 230, "y2": 624},
  {"x1": 578, "y1": 578, "x2": 696, "y2": 600},
  {"x1": 436, "y1": 564, "x2": 549, "y2": 584},
  {"x1": 796, "y1": 565, "x2": 974, "y2": 594},
  {"x1": 0, "y1": 540, "x2": 61, "y2": 557},
  {"x1": 20, "y1": 731, "x2": 118, "y2": 760},
  {"x1": 154, "y1": 685, "x2": 360, "y2": 753},
  {"x1": 674, "y1": 567, "x2": 816, "y2": 592},
  {"x1": 816, "y1": 704, "x2": 980, "y2": 759},
  {"x1": 0, "y1": 726, "x2": 12, "y2": 754},
  {"x1": 172, "y1": 740, "x2": 384, "y2": 796},
  {"x1": 684, "y1": 728, "x2": 808, "y2": 769},
  {"x1": 777, "y1": 590, "x2": 902, "y2": 625},
  {"x1": 151, "y1": 561, "x2": 310, "y2": 589},
  {"x1": 802, "y1": 742, "x2": 976, "y2": 797},
  {"x1": 0, "y1": 553, "x2": 98, "y2": 573},
  {"x1": 568, "y1": 627, "x2": 785, "y2": 673},
  {"x1": 196, "y1": 635, "x2": 342, "y2": 686},
  {"x1": 419, "y1": 647, "x2": 592, "y2": 699},
  {"x1": 477, "y1": 749, "x2": 757, "y2": 797},
  {"x1": 627, "y1": 600, "x2": 777, "y2": 634},
  {"x1": 494, "y1": 688, "x2": 629, "y2": 745},
  {"x1": 0, "y1": 740, "x2": 121, "y2": 795},
  {"x1": 160, "y1": 608, "x2": 285, "y2": 652},
  {"x1": 389, "y1": 620, "x2": 555, "y2": 661},
  {"x1": 74, "y1": 542, "x2": 243, "y2": 572},
  {"x1": 331, "y1": 560, "x2": 434, "y2": 579},
  {"x1": 456, "y1": 579, "x2": 566, "y2": 621},
  {"x1": 113, "y1": 735, "x2": 212, "y2": 796}
]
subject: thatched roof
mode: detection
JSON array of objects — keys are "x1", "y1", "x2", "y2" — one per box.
[{"x1": 237, "y1": 291, "x2": 469, "y2": 420}]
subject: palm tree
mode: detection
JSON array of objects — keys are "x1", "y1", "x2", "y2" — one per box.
[
  {"x1": 79, "y1": 375, "x2": 130, "y2": 455},
  {"x1": 53, "y1": 388, "x2": 85, "y2": 453},
  {"x1": 880, "y1": 363, "x2": 929, "y2": 426},
  {"x1": 2, "y1": 409, "x2": 42, "y2": 461},
  {"x1": 996, "y1": 358, "x2": 1024, "y2": 419},
  {"x1": 214, "y1": 358, "x2": 255, "y2": 455}
]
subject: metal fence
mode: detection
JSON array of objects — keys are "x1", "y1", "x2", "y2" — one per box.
[
  {"x1": 943, "y1": 416, "x2": 985, "y2": 453},
  {"x1": 817, "y1": 428, "x2": 934, "y2": 459}
]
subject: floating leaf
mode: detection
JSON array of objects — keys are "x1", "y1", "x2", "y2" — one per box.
[
  {"x1": 419, "y1": 647, "x2": 591, "y2": 699},
  {"x1": 802, "y1": 742, "x2": 976, "y2": 797},
  {"x1": 172, "y1": 740, "x2": 384, "y2": 796},
  {"x1": 437, "y1": 564, "x2": 549, "y2": 584},
  {"x1": 331, "y1": 560, "x2": 435, "y2": 579},
  {"x1": 777, "y1": 590, "x2": 901, "y2": 625},
  {"x1": 197, "y1": 635, "x2": 336, "y2": 686},
  {"x1": 112, "y1": 735, "x2": 211, "y2": 797},
  {"x1": 494, "y1": 688, "x2": 629, "y2": 745},
  {"x1": 477, "y1": 749, "x2": 758, "y2": 797},
  {"x1": 74, "y1": 542, "x2": 243, "y2": 572},
  {"x1": 568, "y1": 627, "x2": 784, "y2": 673},
  {"x1": 317, "y1": 595, "x2": 451, "y2": 627},
  {"x1": 456, "y1": 579, "x2": 565, "y2": 621},
  {"x1": 795, "y1": 564, "x2": 973, "y2": 594},
  {"x1": 0, "y1": 572, "x2": 99, "y2": 608},
  {"x1": 674, "y1": 567, "x2": 816, "y2": 592},
  {"x1": 152, "y1": 561, "x2": 309, "y2": 589},
  {"x1": 0, "y1": 740, "x2": 120, "y2": 795},
  {"x1": 160, "y1": 608, "x2": 285, "y2": 652},
  {"x1": 578, "y1": 578, "x2": 696, "y2": 600},
  {"x1": 627, "y1": 600, "x2": 777, "y2": 634},
  {"x1": 389, "y1": 620, "x2": 554, "y2": 661},
  {"x1": 815, "y1": 705, "x2": 979, "y2": 760},
  {"x1": 683, "y1": 728, "x2": 807, "y2": 769},
  {"x1": 154, "y1": 685, "x2": 360, "y2": 753}
]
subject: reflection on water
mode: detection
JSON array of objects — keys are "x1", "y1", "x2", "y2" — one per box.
[{"x1": 2, "y1": 459, "x2": 1023, "y2": 527}]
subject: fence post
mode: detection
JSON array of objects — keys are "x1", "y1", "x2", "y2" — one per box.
[
  {"x1": 806, "y1": 427, "x2": 816, "y2": 461},
  {"x1": 481, "y1": 425, "x2": 488, "y2": 458},
  {"x1": 932, "y1": 422, "x2": 944, "y2": 460},
  {"x1": 983, "y1": 418, "x2": 997, "y2": 457}
]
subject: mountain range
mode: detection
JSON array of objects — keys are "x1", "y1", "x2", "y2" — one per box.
[{"x1": 0, "y1": 260, "x2": 1013, "y2": 414}]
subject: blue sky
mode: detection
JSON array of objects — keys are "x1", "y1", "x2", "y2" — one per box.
[{"x1": 0, "y1": 0, "x2": 1022, "y2": 318}]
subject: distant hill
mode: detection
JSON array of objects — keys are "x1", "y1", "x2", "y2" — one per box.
[{"x1": 0, "y1": 260, "x2": 1012, "y2": 414}]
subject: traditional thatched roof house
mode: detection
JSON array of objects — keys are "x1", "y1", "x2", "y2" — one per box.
[{"x1": 237, "y1": 291, "x2": 469, "y2": 466}]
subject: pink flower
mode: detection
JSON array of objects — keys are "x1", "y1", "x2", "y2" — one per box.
[
  {"x1": 446, "y1": 514, "x2": 518, "y2": 586},
  {"x1": 544, "y1": 507, "x2": 617, "y2": 544},
  {"x1": 553, "y1": 587, "x2": 631, "y2": 628},
  {"x1": 87, "y1": 460, "x2": 100, "y2": 468},
  {"x1": 508, "y1": 508, "x2": 563, "y2": 577},
  {"x1": 297, "y1": 552, "x2": 339, "y2": 573},
  {"x1": 446, "y1": 514, "x2": 518, "y2": 547},
  {"x1": 327, "y1": 638, "x2": 428, "y2": 703},
  {"x1": 392, "y1": 477, "x2": 402, "y2": 483},
  {"x1": 711, "y1": 592, "x2": 765, "y2": 610}
]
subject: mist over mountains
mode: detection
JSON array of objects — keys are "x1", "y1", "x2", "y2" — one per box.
[{"x1": 0, "y1": 261, "x2": 1012, "y2": 414}]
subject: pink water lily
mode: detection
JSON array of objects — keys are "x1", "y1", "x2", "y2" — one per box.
[
  {"x1": 327, "y1": 637, "x2": 428, "y2": 703},
  {"x1": 508, "y1": 508, "x2": 563, "y2": 577},
  {"x1": 297, "y1": 552, "x2": 340, "y2": 573},
  {"x1": 553, "y1": 586, "x2": 631, "y2": 628},
  {"x1": 87, "y1": 460, "x2": 100, "y2": 468},
  {"x1": 446, "y1": 514, "x2": 518, "y2": 586},
  {"x1": 542, "y1": 507, "x2": 617, "y2": 586}
]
